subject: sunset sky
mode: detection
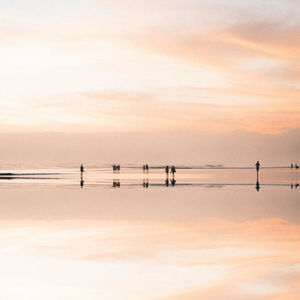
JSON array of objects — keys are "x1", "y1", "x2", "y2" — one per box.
[
  {"x1": 1, "y1": 3, "x2": 300, "y2": 298},
  {"x1": 1, "y1": 0, "x2": 299, "y2": 134}
]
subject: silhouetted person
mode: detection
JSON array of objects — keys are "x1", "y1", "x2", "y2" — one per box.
[
  {"x1": 80, "y1": 178, "x2": 84, "y2": 189},
  {"x1": 255, "y1": 161, "x2": 260, "y2": 173},
  {"x1": 296, "y1": 164, "x2": 299, "y2": 169},
  {"x1": 296, "y1": 183, "x2": 299, "y2": 189},
  {"x1": 113, "y1": 164, "x2": 120, "y2": 171},
  {"x1": 165, "y1": 166, "x2": 169, "y2": 175},
  {"x1": 255, "y1": 180, "x2": 260, "y2": 192},
  {"x1": 143, "y1": 165, "x2": 146, "y2": 172},
  {"x1": 80, "y1": 164, "x2": 84, "y2": 173},
  {"x1": 291, "y1": 163, "x2": 294, "y2": 169},
  {"x1": 171, "y1": 166, "x2": 176, "y2": 176},
  {"x1": 165, "y1": 178, "x2": 169, "y2": 187},
  {"x1": 145, "y1": 164, "x2": 149, "y2": 171},
  {"x1": 291, "y1": 184, "x2": 294, "y2": 189}
]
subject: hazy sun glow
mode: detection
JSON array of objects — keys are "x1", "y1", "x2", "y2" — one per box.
[{"x1": 1, "y1": 0, "x2": 299, "y2": 134}]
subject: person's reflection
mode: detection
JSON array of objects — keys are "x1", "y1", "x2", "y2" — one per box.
[
  {"x1": 171, "y1": 178, "x2": 176, "y2": 187},
  {"x1": 143, "y1": 178, "x2": 149, "y2": 188},
  {"x1": 255, "y1": 180, "x2": 260, "y2": 192},
  {"x1": 113, "y1": 179, "x2": 120, "y2": 188},
  {"x1": 80, "y1": 173, "x2": 84, "y2": 189}
]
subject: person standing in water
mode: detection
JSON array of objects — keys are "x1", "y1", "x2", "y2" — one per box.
[
  {"x1": 165, "y1": 166, "x2": 169, "y2": 175},
  {"x1": 171, "y1": 166, "x2": 176, "y2": 176},
  {"x1": 80, "y1": 164, "x2": 84, "y2": 173},
  {"x1": 255, "y1": 161, "x2": 260, "y2": 173},
  {"x1": 255, "y1": 161, "x2": 260, "y2": 183}
]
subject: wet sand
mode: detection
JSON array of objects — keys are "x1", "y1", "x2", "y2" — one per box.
[{"x1": 0, "y1": 166, "x2": 299, "y2": 299}]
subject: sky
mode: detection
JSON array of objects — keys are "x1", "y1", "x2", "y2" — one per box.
[
  {"x1": 1, "y1": 0, "x2": 299, "y2": 133},
  {"x1": 0, "y1": 0, "x2": 299, "y2": 163}
]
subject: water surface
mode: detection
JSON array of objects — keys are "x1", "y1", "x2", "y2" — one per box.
[{"x1": 0, "y1": 165, "x2": 299, "y2": 299}]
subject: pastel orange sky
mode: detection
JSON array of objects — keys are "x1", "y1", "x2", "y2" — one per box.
[{"x1": 1, "y1": 0, "x2": 300, "y2": 134}]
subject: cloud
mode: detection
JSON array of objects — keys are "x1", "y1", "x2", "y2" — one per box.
[{"x1": 0, "y1": 1, "x2": 299, "y2": 134}]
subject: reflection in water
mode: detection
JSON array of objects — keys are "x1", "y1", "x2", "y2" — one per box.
[
  {"x1": 0, "y1": 217, "x2": 300, "y2": 299},
  {"x1": 0, "y1": 166, "x2": 299, "y2": 299},
  {"x1": 112, "y1": 179, "x2": 120, "y2": 188},
  {"x1": 76, "y1": 178, "x2": 297, "y2": 191},
  {"x1": 170, "y1": 178, "x2": 176, "y2": 187},
  {"x1": 80, "y1": 178, "x2": 84, "y2": 189},
  {"x1": 255, "y1": 180, "x2": 260, "y2": 192},
  {"x1": 143, "y1": 178, "x2": 149, "y2": 188}
]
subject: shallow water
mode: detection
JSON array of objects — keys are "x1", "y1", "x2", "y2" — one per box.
[{"x1": 0, "y1": 165, "x2": 299, "y2": 299}]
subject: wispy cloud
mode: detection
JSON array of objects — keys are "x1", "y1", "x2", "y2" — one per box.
[{"x1": 0, "y1": 0, "x2": 299, "y2": 133}]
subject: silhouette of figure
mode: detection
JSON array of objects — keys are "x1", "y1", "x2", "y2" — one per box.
[
  {"x1": 255, "y1": 161, "x2": 260, "y2": 173},
  {"x1": 113, "y1": 164, "x2": 120, "y2": 172},
  {"x1": 80, "y1": 178, "x2": 84, "y2": 189},
  {"x1": 165, "y1": 178, "x2": 169, "y2": 187},
  {"x1": 170, "y1": 166, "x2": 176, "y2": 175},
  {"x1": 255, "y1": 180, "x2": 260, "y2": 191},
  {"x1": 143, "y1": 165, "x2": 146, "y2": 172},
  {"x1": 171, "y1": 178, "x2": 176, "y2": 187},
  {"x1": 165, "y1": 166, "x2": 169, "y2": 175},
  {"x1": 145, "y1": 164, "x2": 149, "y2": 171},
  {"x1": 291, "y1": 184, "x2": 294, "y2": 189},
  {"x1": 296, "y1": 183, "x2": 299, "y2": 189},
  {"x1": 296, "y1": 164, "x2": 299, "y2": 169},
  {"x1": 80, "y1": 164, "x2": 84, "y2": 173},
  {"x1": 291, "y1": 163, "x2": 294, "y2": 169}
]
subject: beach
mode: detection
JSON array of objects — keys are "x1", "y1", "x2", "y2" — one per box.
[{"x1": 0, "y1": 165, "x2": 299, "y2": 299}]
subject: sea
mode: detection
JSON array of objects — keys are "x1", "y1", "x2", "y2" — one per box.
[{"x1": 0, "y1": 164, "x2": 299, "y2": 299}]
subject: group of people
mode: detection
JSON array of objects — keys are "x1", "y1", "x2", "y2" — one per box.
[
  {"x1": 165, "y1": 165, "x2": 176, "y2": 176},
  {"x1": 81, "y1": 164, "x2": 177, "y2": 174},
  {"x1": 143, "y1": 164, "x2": 149, "y2": 172},
  {"x1": 291, "y1": 164, "x2": 299, "y2": 169},
  {"x1": 113, "y1": 164, "x2": 120, "y2": 171}
]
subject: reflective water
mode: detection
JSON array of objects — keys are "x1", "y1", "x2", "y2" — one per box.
[{"x1": 0, "y1": 165, "x2": 299, "y2": 299}]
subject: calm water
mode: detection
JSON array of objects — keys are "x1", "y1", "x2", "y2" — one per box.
[{"x1": 0, "y1": 165, "x2": 299, "y2": 299}]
